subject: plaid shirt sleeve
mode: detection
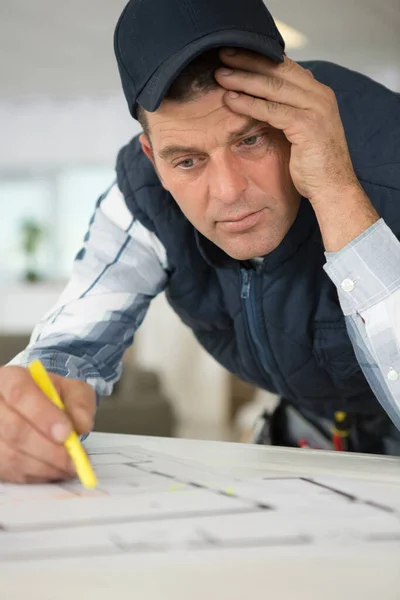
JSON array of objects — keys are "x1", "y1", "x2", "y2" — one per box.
[
  {"x1": 324, "y1": 219, "x2": 400, "y2": 431},
  {"x1": 9, "y1": 183, "x2": 168, "y2": 397}
]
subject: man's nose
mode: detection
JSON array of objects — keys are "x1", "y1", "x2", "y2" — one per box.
[{"x1": 209, "y1": 154, "x2": 248, "y2": 204}]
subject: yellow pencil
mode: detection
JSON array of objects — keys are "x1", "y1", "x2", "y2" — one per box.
[{"x1": 28, "y1": 359, "x2": 97, "y2": 489}]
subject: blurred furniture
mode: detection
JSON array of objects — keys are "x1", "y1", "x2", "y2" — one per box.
[
  {"x1": 94, "y1": 361, "x2": 175, "y2": 437},
  {"x1": 0, "y1": 334, "x2": 30, "y2": 366},
  {"x1": 229, "y1": 374, "x2": 255, "y2": 422}
]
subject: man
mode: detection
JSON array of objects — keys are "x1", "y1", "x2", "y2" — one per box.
[{"x1": 2, "y1": 0, "x2": 400, "y2": 483}]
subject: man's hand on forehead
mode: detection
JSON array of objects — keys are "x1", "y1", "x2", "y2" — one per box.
[{"x1": 214, "y1": 47, "x2": 360, "y2": 205}]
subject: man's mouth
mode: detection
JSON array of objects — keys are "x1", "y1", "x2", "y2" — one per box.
[{"x1": 218, "y1": 208, "x2": 265, "y2": 233}]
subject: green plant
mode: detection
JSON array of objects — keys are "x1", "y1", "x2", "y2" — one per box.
[{"x1": 20, "y1": 219, "x2": 46, "y2": 282}]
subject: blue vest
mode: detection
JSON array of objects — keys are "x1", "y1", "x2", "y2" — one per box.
[{"x1": 116, "y1": 60, "x2": 400, "y2": 425}]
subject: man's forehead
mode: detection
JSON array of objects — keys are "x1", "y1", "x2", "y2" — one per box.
[
  {"x1": 155, "y1": 112, "x2": 261, "y2": 137},
  {"x1": 149, "y1": 89, "x2": 226, "y2": 126},
  {"x1": 148, "y1": 87, "x2": 256, "y2": 133}
]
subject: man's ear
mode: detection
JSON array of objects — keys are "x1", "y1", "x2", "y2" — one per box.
[
  {"x1": 139, "y1": 133, "x2": 154, "y2": 164},
  {"x1": 139, "y1": 134, "x2": 169, "y2": 190}
]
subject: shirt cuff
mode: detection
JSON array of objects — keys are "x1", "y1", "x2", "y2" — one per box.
[
  {"x1": 323, "y1": 219, "x2": 400, "y2": 316},
  {"x1": 10, "y1": 349, "x2": 109, "y2": 398}
]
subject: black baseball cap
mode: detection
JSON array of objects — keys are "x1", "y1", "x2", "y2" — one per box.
[{"x1": 114, "y1": 0, "x2": 285, "y2": 119}]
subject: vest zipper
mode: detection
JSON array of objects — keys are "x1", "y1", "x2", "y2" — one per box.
[{"x1": 240, "y1": 267, "x2": 272, "y2": 377}]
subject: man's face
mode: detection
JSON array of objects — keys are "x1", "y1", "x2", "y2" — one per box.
[{"x1": 140, "y1": 87, "x2": 301, "y2": 260}]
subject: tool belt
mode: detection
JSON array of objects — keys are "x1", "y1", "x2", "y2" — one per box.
[{"x1": 253, "y1": 398, "x2": 400, "y2": 456}]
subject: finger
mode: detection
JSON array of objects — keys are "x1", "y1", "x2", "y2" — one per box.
[
  {"x1": 223, "y1": 91, "x2": 298, "y2": 132},
  {"x1": 215, "y1": 68, "x2": 315, "y2": 111},
  {"x1": 220, "y1": 49, "x2": 316, "y2": 91},
  {"x1": 0, "y1": 438, "x2": 74, "y2": 484},
  {"x1": 0, "y1": 366, "x2": 73, "y2": 444},
  {"x1": 0, "y1": 394, "x2": 76, "y2": 476},
  {"x1": 53, "y1": 375, "x2": 96, "y2": 435}
]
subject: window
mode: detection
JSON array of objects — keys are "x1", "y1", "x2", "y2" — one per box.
[
  {"x1": 0, "y1": 167, "x2": 115, "y2": 283},
  {"x1": 0, "y1": 178, "x2": 53, "y2": 282},
  {"x1": 57, "y1": 168, "x2": 115, "y2": 275}
]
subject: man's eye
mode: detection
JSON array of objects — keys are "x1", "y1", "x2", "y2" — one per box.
[
  {"x1": 242, "y1": 135, "x2": 260, "y2": 146},
  {"x1": 177, "y1": 158, "x2": 195, "y2": 169}
]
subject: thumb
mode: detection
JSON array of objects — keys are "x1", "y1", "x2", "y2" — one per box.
[{"x1": 51, "y1": 374, "x2": 96, "y2": 435}]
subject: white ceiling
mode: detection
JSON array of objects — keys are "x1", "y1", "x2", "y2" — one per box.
[{"x1": 0, "y1": 0, "x2": 399, "y2": 101}]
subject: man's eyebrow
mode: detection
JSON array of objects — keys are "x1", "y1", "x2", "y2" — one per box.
[
  {"x1": 158, "y1": 144, "x2": 202, "y2": 161},
  {"x1": 158, "y1": 118, "x2": 265, "y2": 161}
]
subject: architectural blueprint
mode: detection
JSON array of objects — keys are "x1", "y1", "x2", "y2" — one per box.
[{"x1": 0, "y1": 444, "x2": 400, "y2": 563}]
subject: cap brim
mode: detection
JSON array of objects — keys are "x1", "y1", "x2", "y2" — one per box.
[{"x1": 135, "y1": 29, "x2": 284, "y2": 116}]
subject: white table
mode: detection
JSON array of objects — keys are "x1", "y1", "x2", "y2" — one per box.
[
  {"x1": 86, "y1": 431, "x2": 400, "y2": 481},
  {"x1": 1, "y1": 433, "x2": 400, "y2": 600}
]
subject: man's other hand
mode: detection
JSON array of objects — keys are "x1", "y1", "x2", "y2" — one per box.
[{"x1": 215, "y1": 49, "x2": 359, "y2": 206}]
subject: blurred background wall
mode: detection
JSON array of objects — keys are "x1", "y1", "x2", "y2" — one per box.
[{"x1": 1, "y1": 0, "x2": 399, "y2": 440}]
